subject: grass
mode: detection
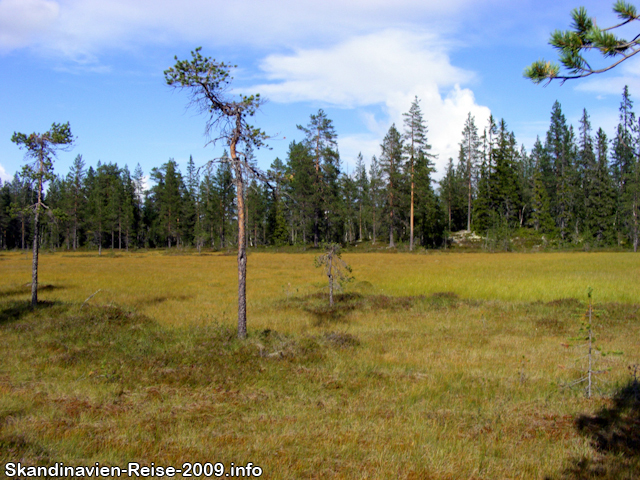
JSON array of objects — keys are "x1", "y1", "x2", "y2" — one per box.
[{"x1": 0, "y1": 250, "x2": 639, "y2": 479}]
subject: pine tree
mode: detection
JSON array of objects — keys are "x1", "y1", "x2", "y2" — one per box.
[
  {"x1": 11, "y1": 122, "x2": 74, "y2": 306},
  {"x1": 150, "y1": 159, "x2": 186, "y2": 248},
  {"x1": 132, "y1": 164, "x2": 146, "y2": 248},
  {"x1": 339, "y1": 171, "x2": 358, "y2": 244},
  {"x1": 459, "y1": 112, "x2": 481, "y2": 231},
  {"x1": 246, "y1": 179, "x2": 267, "y2": 246},
  {"x1": 440, "y1": 158, "x2": 458, "y2": 235},
  {"x1": 214, "y1": 156, "x2": 236, "y2": 249},
  {"x1": 165, "y1": 46, "x2": 269, "y2": 338},
  {"x1": 199, "y1": 162, "x2": 219, "y2": 248},
  {"x1": 121, "y1": 165, "x2": 136, "y2": 251},
  {"x1": 379, "y1": 124, "x2": 404, "y2": 248},
  {"x1": 64, "y1": 155, "x2": 86, "y2": 250},
  {"x1": 354, "y1": 153, "x2": 369, "y2": 242},
  {"x1": 286, "y1": 141, "x2": 315, "y2": 246},
  {"x1": 369, "y1": 155, "x2": 384, "y2": 244},
  {"x1": 183, "y1": 155, "x2": 199, "y2": 247},
  {"x1": 402, "y1": 96, "x2": 432, "y2": 250},
  {"x1": 266, "y1": 158, "x2": 288, "y2": 246},
  {"x1": 297, "y1": 110, "x2": 340, "y2": 246}
]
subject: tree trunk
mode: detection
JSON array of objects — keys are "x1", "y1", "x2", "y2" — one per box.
[
  {"x1": 389, "y1": 193, "x2": 395, "y2": 248},
  {"x1": 359, "y1": 203, "x2": 362, "y2": 242},
  {"x1": 31, "y1": 160, "x2": 45, "y2": 307},
  {"x1": 410, "y1": 158, "x2": 415, "y2": 251},
  {"x1": 372, "y1": 207, "x2": 376, "y2": 245},
  {"x1": 314, "y1": 210, "x2": 319, "y2": 248},
  {"x1": 468, "y1": 175, "x2": 472, "y2": 231},
  {"x1": 328, "y1": 253, "x2": 334, "y2": 307},
  {"x1": 31, "y1": 209, "x2": 40, "y2": 307},
  {"x1": 231, "y1": 139, "x2": 247, "y2": 339}
]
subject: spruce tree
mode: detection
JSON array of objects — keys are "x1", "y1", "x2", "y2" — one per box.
[
  {"x1": 529, "y1": 138, "x2": 555, "y2": 233},
  {"x1": 576, "y1": 109, "x2": 596, "y2": 239},
  {"x1": 589, "y1": 128, "x2": 616, "y2": 244},
  {"x1": 611, "y1": 86, "x2": 640, "y2": 250},
  {"x1": 545, "y1": 101, "x2": 575, "y2": 241}
]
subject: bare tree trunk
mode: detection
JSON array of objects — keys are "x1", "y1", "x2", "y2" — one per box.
[
  {"x1": 231, "y1": 140, "x2": 247, "y2": 339},
  {"x1": 31, "y1": 161, "x2": 44, "y2": 307},
  {"x1": 31, "y1": 209, "x2": 40, "y2": 307}
]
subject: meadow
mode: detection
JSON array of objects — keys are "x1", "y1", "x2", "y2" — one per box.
[{"x1": 0, "y1": 249, "x2": 639, "y2": 479}]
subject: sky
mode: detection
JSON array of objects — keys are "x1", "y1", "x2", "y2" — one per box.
[{"x1": 1, "y1": 0, "x2": 639, "y2": 187}]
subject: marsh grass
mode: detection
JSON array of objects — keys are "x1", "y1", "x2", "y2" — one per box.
[{"x1": 0, "y1": 251, "x2": 639, "y2": 478}]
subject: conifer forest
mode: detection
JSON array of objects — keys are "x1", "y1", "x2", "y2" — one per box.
[{"x1": 2, "y1": 88, "x2": 640, "y2": 253}]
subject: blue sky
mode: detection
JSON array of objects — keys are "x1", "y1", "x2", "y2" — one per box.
[{"x1": 1, "y1": 0, "x2": 639, "y2": 186}]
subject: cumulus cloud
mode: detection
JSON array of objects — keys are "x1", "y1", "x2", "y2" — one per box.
[
  {"x1": 251, "y1": 30, "x2": 490, "y2": 176},
  {"x1": 255, "y1": 31, "x2": 468, "y2": 105},
  {"x1": 0, "y1": 163, "x2": 12, "y2": 183}
]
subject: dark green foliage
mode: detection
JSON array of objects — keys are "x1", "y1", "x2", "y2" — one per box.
[
  {"x1": 525, "y1": 2, "x2": 640, "y2": 83},
  {"x1": 297, "y1": 109, "x2": 341, "y2": 246},
  {"x1": 379, "y1": 124, "x2": 405, "y2": 247},
  {"x1": 4, "y1": 87, "x2": 640, "y2": 252}
]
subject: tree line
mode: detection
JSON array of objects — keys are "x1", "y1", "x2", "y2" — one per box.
[{"x1": 2, "y1": 88, "x2": 640, "y2": 252}]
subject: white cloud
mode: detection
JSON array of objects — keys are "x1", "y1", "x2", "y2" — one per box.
[
  {"x1": 254, "y1": 31, "x2": 469, "y2": 107},
  {"x1": 338, "y1": 134, "x2": 382, "y2": 171},
  {"x1": 0, "y1": 0, "x2": 59, "y2": 51},
  {"x1": 0, "y1": 0, "x2": 492, "y2": 59},
  {"x1": 251, "y1": 30, "x2": 490, "y2": 177},
  {"x1": 0, "y1": 163, "x2": 12, "y2": 183}
]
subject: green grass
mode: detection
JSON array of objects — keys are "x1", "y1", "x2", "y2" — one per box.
[{"x1": 0, "y1": 250, "x2": 638, "y2": 479}]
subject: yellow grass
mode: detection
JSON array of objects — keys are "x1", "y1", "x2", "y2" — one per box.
[
  {"x1": 0, "y1": 250, "x2": 638, "y2": 479},
  {"x1": 1, "y1": 250, "x2": 638, "y2": 328}
]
